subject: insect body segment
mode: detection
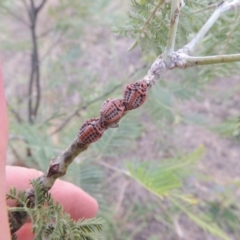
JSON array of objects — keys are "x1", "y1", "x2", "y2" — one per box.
[
  {"x1": 100, "y1": 98, "x2": 125, "y2": 126},
  {"x1": 78, "y1": 118, "x2": 105, "y2": 145},
  {"x1": 123, "y1": 80, "x2": 149, "y2": 111}
]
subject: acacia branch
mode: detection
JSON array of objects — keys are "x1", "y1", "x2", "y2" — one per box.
[
  {"x1": 164, "y1": 0, "x2": 182, "y2": 59},
  {"x1": 181, "y1": 53, "x2": 240, "y2": 67},
  {"x1": 183, "y1": 0, "x2": 240, "y2": 55}
]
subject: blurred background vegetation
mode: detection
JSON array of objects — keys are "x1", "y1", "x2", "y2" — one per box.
[{"x1": 1, "y1": 0, "x2": 240, "y2": 239}]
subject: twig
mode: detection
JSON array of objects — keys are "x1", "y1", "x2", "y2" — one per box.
[
  {"x1": 21, "y1": 0, "x2": 31, "y2": 18},
  {"x1": 164, "y1": 0, "x2": 182, "y2": 60},
  {"x1": 128, "y1": 0, "x2": 164, "y2": 50},
  {"x1": 9, "y1": 134, "x2": 27, "y2": 141},
  {"x1": 97, "y1": 161, "x2": 130, "y2": 176},
  {"x1": 114, "y1": 180, "x2": 129, "y2": 214},
  {"x1": 35, "y1": 0, "x2": 47, "y2": 14},
  {"x1": 9, "y1": 142, "x2": 24, "y2": 165},
  {"x1": 140, "y1": 0, "x2": 165, "y2": 34},
  {"x1": 0, "y1": 4, "x2": 30, "y2": 27},
  {"x1": 10, "y1": 141, "x2": 37, "y2": 169},
  {"x1": 37, "y1": 27, "x2": 54, "y2": 38},
  {"x1": 40, "y1": 32, "x2": 66, "y2": 62},
  {"x1": 191, "y1": 2, "x2": 219, "y2": 15},
  {"x1": 7, "y1": 103, "x2": 23, "y2": 123},
  {"x1": 181, "y1": 53, "x2": 240, "y2": 67},
  {"x1": 183, "y1": 0, "x2": 240, "y2": 55}
]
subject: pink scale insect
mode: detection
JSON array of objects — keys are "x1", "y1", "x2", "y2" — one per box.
[
  {"x1": 78, "y1": 117, "x2": 106, "y2": 145},
  {"x1": 123, "y1": 79, "x2": 149, "y2": 111},
  {"x1": 100, "y1": 98, "x2": 125, "y2": 127}
]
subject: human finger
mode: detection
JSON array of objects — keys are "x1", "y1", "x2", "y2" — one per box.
[
  {"x1": 6, "y1": 166, "x2": 98, "y2": 219},
  {"x1": 0, "y1": 63, "x2": 11, "y2": 240}
]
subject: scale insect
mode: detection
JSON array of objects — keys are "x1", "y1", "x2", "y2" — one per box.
[
  {"x1": 100, "y1": 98, "x2": 125, "y2": 127},
  {"x1": 123, "y1": 79, "x2": 149, "y2": 111},
  {"x1": 78, "y1": 118, "x2": 105, "y2": 145}
]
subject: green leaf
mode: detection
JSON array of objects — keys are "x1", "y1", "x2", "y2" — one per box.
[{"x1": 127, "y1": 146, "x2": 205, "y2": 198}]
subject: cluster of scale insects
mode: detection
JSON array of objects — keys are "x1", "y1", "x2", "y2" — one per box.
[{"x1": 78, "y1": 79, "x2": 151, "y2": 145}]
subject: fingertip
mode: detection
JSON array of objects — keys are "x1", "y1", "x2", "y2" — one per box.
[
  {"x1": 6, "y1": 166, "x2": 99, "y2": 220},
  {"x1": 16, "y1": 223, "x2": 34, "y2": 240},
  {"x1": 51, "y1": 180, "x2": 98, "y2": 219},
  {"x1": 5, "y1": 166, "x2": 42, "y2": 191}
]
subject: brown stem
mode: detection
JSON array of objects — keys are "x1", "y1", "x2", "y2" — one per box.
[
  {"x1": 0, "y1": 4, "x2": 30, "y2": 27},
  {"x1": 28, "y1": 0, "x2": 47, "y2": 124},
  {"x1": 7, "y1": 103, "x2": 23, "y2": 123},
  {"x1": 36, "y1": 0, "x2": 47, "y2": 13}
]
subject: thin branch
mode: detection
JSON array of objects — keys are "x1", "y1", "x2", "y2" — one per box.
[
  {"x1": 7, "y1": 103, "x2": 23, "y2": 123},
  {"x1": 40, "y1": 32, "x2": 65, "y2": 62},
  {"x1": 21, "y1": 0, "x2": 31, "y2": 19},
  {"x1": 183, "y1": 0, "x2": 240, "y2": 55},
  {"x1": 9, "y1": 143, "x2": 24, "y2": 166},
  {"x1": 9, "y1": 134, "x2": 27, "y2": 142},
  {"x1": 140, "y1": 0, "x2": 165, "y2": 34},
  {"x1": 35, "y1": 0, "x2": 47, "y2": 14},
  {"x1": 28, "y1": 0, "x2": 36, "y2": 123},
  {"x1": 164, "y1": 0, "x2": 182, "y2": 60},
  {"x1": 0, "y1": 4, "x2": 30, "y2": 27},
  {"x1": 37, "y1": 27, "x2": 54, "y2": 38},
  {"x1": 29, "y1": 0, "x2": 35, "y2": 22},
  {"x1": 182, "y1": 53, "x2": 240, "y2": 67},
  {"x1": 128, "y1": 0, "x2": 164, "y2": 51},
  {"x1": 191, "y1": 2, "x2": 219, "y2": 15},
  {"x1": 97, "y1": 161, "x2": 130, "y2": 176},
  {"x1": 221, "y1": 8, "x2": 240, "y2": 54},
  {"x1": 8, "y1": 207, "x2": 26, "y2": 213},
  {"x1": 114, "y1": 180, "x2": 129, "y2": 214}
]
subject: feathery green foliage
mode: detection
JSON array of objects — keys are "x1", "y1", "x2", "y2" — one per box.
[
  {"x1": 211, "y1": 117, "x2": 240, "y2": 138},
  {"x1": 7, "y1": 180, "x2": 104, "y2": 240},
  {"x1": 177, "y1": 203, "x2": 230, "y2": 240},
  {"x1": 127, "y1": 146, "x2": 205, "y2": 198},
  {"x1": 113, "y1": 0, "x2": 216, "y2": 54},
  {"x1": 114, "y1": 0, "x2": 240, "y2": 80},
  {"x1": 127, "y1": 146, "x2": 233, "y2": 239}
]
